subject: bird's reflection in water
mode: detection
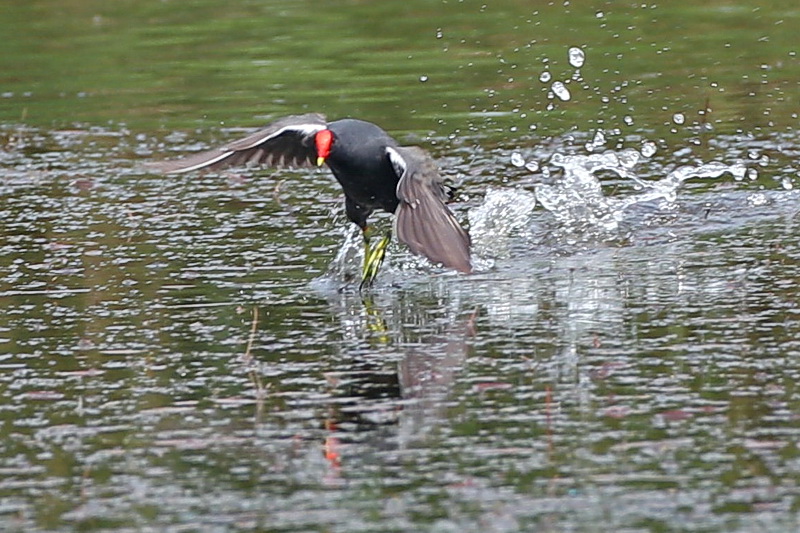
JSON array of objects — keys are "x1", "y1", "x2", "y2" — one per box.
[{"x1": 321, "y1": 294, "x2": 477, "y2": 470}]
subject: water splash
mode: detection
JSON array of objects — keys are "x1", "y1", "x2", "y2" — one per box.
[
  {"x1": 535, "y1": 151, "x2": 745, "y2": 232},
  {"x1": 326, "y1": 223, "x2": 364, "y2": 283},
  {"x1": 470, "y1": 145, "x2": 749, "y2": 256},
  {"x1": 468, "y1": 187, "x2": 537, "y2": 257}
]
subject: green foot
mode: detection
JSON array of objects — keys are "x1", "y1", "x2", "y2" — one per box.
[{"x1": 360, "y1": 233, "x2": 391, "y2": 290}]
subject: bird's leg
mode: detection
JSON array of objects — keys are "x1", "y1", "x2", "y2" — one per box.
[{"x1": 360, "y1": 226, "x2": 391, "y2": 289}]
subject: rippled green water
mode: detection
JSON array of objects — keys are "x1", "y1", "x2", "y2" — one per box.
[{"x1": 2, "y1": 1, "x2": 800, "y2": 531}]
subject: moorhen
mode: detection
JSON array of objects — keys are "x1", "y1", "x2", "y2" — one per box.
[{"x1": 151, "y1": 113, "x2": 472, "y2": 287}]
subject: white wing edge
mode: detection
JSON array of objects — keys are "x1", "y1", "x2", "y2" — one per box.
[
  {"x1": 231, "y1": 123, "x2": 328, "y2": 151},
  {"x1": 162, "y1": 150, "x2": 233, "y2": 174}
]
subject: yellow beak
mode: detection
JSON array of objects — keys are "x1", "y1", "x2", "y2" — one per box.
[{"x1": 316, "y1": 156, "x2": 326, "y2": 167}]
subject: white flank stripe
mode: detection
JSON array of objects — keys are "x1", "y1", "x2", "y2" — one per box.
[{"x1": 386, "y1": 147, "x2": 408, "y2": 188}]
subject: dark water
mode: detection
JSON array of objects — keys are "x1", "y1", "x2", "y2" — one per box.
[{"x1": 2, "y1": 1, "x2": 800, "y2": 531}]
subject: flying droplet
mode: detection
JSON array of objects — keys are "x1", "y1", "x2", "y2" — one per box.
[
  {"x1": 729, "y1": 164, "x2": 747, "y2": 181},
  {"x1": 617, "y1": 148, "x2": 640, "y2": 169},
  {"x1": 623, "y1": 115, "x2": 634, "y2": 126},
  {"x1": 419, "y1": 75, "x2": 429, "y2": 82},
  {"x1": 525, "y1": 161, "x2": 540, "y2": 173},
  {"x1": 511, "y1": 152, "x2": 526, "y2": 167},
  {"x1": 539, "y1": 71, "x2": 552, "y2": 83},
  {"x1": 551, "y1": 81, "x2": 571, "y2": 101},
  {"x1": 672, "y1": 112, "x2": 685, "y2": 125},
  {"x1": 747, "y1": 168, "x2": 759, "y2": 180},
  {"x1": 781, "y1": 176, "x2": 794, "y2": 190},
  {"x1": 568, "y1": 47, "x2": 585, "y2": 68},
  {"x1": 641, "y1": 141, "x2": 657, "y2": 157}
]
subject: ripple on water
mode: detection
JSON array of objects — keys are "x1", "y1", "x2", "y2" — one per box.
[{"x1": 3, "y1": 124, "x2": 800, "y2": 531}]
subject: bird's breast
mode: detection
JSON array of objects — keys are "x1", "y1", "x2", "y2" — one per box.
[{"x1": 327, "y1": 160, "x2": 400, "y2": 213}]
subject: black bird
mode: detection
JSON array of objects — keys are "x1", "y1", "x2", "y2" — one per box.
[{"x1": 151, "y1": 113, "x2": 472, "y2": 286}]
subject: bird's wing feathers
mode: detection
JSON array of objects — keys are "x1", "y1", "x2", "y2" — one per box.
[
  {"x1": 150, "y1": 113, "x2": 328, "y2": 174},
  {"x1": 388, "y1": 146, "x2": 472, "y2": 273}
]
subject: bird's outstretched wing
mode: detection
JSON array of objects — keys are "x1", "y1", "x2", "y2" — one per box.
[
  {"x1": 150, "y1": 113, "x2": 328, "y2": 174},
  {"x1": 388, "y1": 146, "x2": 472, "y2": 273}
]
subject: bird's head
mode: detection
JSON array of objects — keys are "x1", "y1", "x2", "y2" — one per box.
[{"x1": 315, "y1": 129, "x2": 334, "y2": 166}]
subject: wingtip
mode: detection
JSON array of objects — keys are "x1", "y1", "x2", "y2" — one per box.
[{"x1": 445, "y1": 245, "x2": 474, "y2": 275}]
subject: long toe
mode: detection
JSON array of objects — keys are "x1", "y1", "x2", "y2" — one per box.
[{"x1": 360, "y1": 235, "x2": 391, "y2": 289}]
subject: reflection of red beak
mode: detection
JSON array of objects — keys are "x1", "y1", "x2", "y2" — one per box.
[
  {"x1": 324, "y1": 436, "x2": 341, "y2": 468},
  {"x1": 323, "y1": 418, "x2": 341, "y2": 469}
]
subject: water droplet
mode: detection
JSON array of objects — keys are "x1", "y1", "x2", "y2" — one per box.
[
  {"x1": 551, "y1": 81, "x2": 571, "y2": 101},
  {"x1": 747, "y1": 192, "x2": 768, "y2": 206},
  {"x1": 596, "y1": 11, "x2": 604, "y2": 18},
  {"x1": 539, "y1": 71, "x2": 552, "y2": 83},
  {"x1": 436, "y1": 28, "x2": 443, "y2": 39},
  {"x1": 568, "y1": 47, "x2": 585, "y2": 68},
  {"x1": 730, "y1": 164, "x2": 746, "y2": 181},
  {"x1": 510, "y1": 152, "x2": 526, "y2": 167},
  {"x1": 747, "y1": 168, "x2": 759, "y2": 180},
  {"x1": 419, "y1": 75, "x2": 429, "y2": 82},
  {"x1": 587, "y1": 130, "x2": 606, "y2": 151},
  {"x1": 640, "y1": 141, "x2": 657, "y2": 157},
  {"x1": 525, "y1": 161, "x2": 540, "y2": 173},
  {"x1": 672, "y1": 112, "x2": 685, "y2": 125},
  {"x1": 759, "y1": 154, "x2": 770, "y2": 167},
  {"x1": 618, "y1": 148, "x2": 640, "y2": 169},
  {"x1": 781, "y1": 176, "x2": 793, "y2": 190},
  {"x1": 623, "y1": 115, "x2": 634, "y2": 126}
]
